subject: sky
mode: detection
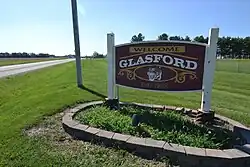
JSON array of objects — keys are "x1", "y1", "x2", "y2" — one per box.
[{"x1": 0, "y1": 0, "x2": 250, "y2": 56}]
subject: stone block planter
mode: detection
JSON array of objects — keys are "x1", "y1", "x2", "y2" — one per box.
[{"x1": 62, "y1": 101, "x2": 250, "y2": 167}]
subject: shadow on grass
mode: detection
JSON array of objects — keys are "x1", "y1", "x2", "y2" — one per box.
[{"x1": 78, "y1": 85, "x2": 106, "y2": 99}]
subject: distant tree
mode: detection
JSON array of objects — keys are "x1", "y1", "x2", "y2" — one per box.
[
  {"x1": 158, "y1": 33, "x2": 168, "y2": 40},
  {"x1": 244, "y1": 37, "x2": 250, "y2": 58},
  {"x1": 131, "y1": 33, "x2": 145, "y2": 42},
  {"x1": 169, "y1": 36, "x2": 182, "y2": 41},
  {"x1": 21, "y1": 52, "x2": 29, "y2": 58},
  {"x1": 184, "y1": 36, "x2": 191, "y2": 41},
  {"x1": 157, "y1": 34, "x2": 191, "y2": 41},
  {"x1": 30, "y1": 53, "x2": 36, "y2": 58},
  {"x1": 0, "y1": 52, "x2": 56, "y2": 58},
  {"x1": 193, "y1": 35, "x2": 208, "y2": 43},
  {"x1": 92, "y1": 51, "x2": 105, "y2": 58},
  {"x1": 230, "y1": 37, "x2": 243, "y2": 59},
  {"x1": 92, "y1": 51, "x2": 99, "y2": 58}
]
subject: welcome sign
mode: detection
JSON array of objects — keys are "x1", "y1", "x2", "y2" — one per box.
[
  {"x1": 115, "y1": 43, "x2": 206, "y2": 91},
  {"x1": 107, "y1": 28, "x2": 219, "y2": 113}
]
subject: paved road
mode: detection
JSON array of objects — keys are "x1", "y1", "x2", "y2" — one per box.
[{"x1": 0, "y1": 59, "x2": 74, "y2": 78}]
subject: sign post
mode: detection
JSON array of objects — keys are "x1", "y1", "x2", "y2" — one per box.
[
  {"x1": 71, "y1": 0, "x2": 83, "y2": 87},
  {"x1": 106, "y1": 33, "x2": 118, "y2": 109},
  {"x1": 200, "y1": 28, "x2": 219, "y2": 112},
  {"x1": 107, "y1": 33, "x2": 115, "y2": 100}
]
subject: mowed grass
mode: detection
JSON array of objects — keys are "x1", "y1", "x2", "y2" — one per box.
[
  {"x1": 0, "y1": 59, "x2": 167, "y2": 167},
  {"x1": 0, "y1": 59, "x2": 250, "y2": 166},
  {"x1": 216, "y1": 59, "x2": 250, "y2": 74},
  {"x1": 0, "y1": 58, "x2": 64, "y2": 67}
]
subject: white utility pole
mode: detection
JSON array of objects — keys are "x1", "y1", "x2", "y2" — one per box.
[{"x1": 71, "y1": 0, "x2": 83, "y2": 87}]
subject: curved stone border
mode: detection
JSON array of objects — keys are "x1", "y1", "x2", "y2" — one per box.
[{"x1": 62, "y1": 101, "x2": 250, "y2": 167}]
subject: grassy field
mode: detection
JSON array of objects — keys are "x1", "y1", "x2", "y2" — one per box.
[
  {"x1": 216, "y1": 59, "x2": 250, "y2": 74},
  {"x1": 0, "y1": 59, "x2": 250, "y2": 166},
  {"x1": 0, "y1": 58, "x2": 64, "y2": 67}
]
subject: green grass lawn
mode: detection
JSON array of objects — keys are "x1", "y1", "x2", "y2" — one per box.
[
  {"x1": 0, "y1": 59, "x2": 250, "y2": 166},
  {"x1": 216, "y1": 59, "x2": 250, "y2": 74},
  {"x1": 0, "y1": 58, "x2": 64, "y2": 67}
]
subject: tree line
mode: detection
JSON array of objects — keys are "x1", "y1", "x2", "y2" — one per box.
[
  {"x1": 0, "y1": 52, "x2": 56, "y2": 58},
  {"x1": 131, "y1": 33, "x2": 250, "y2": 59},
  {"x1": 0, "y1": 52, "x2": 107, "y2": 59},
  {"x1": 1, "y1": 32, "x2": 249, "y2": 59}
]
